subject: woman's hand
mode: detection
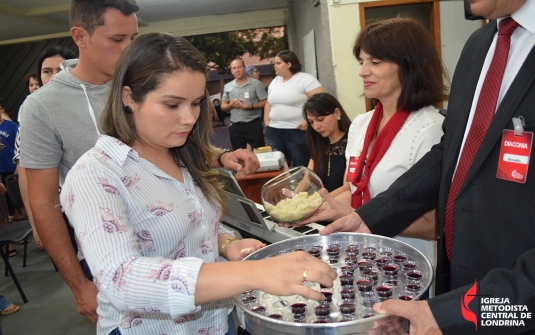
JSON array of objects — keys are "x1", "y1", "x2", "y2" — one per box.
[
  {"x1": 225, "y1": 238, "x2": 266, "y2": 261},
  {"x1": 252, "y1": 251, "x2": 337, "y2": 301}
]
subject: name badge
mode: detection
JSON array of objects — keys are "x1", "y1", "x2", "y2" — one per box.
[
  {"x1": 496, "y1": 129, "x2": 532, "y2": 183},
  {"x1": 244, "y1": 90, "x2": 250, "y2": 100},
  {"x1": 346, "y1": 156, "x2": 359, "y2": 183}
]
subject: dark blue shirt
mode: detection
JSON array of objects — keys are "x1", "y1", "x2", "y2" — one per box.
[{"x1": 0, "y1": 120, "x2": 19, "y2": 173}]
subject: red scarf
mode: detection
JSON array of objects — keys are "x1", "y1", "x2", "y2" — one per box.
[{"x1": 351, "y1": 102, "x2": 410, "y2": 209}]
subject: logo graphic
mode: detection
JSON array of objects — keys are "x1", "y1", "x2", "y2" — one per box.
[
  {"x1": 461, "y1": 280, "x2": 478, "y2": 331},
  {"x1": 512, "y1": 170, "x2": 524, "y2": 180}
]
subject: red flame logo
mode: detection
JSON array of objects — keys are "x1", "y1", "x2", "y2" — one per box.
[{"x1": 461, "y1": 280, "x2": 478, "y2": 330}]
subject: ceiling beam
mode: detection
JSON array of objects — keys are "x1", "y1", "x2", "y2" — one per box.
[
  {"x1": 0, "y1": 31, "x2": 72, "y2": 46},
  {"x1": 25, "y1": 4, "x2": 71, "y2": 16},
  {"x1": 137, "y1": 17, "x2": 148, "y2": 27},
  {"x1": 0, "y1": 3, "x2": 68, "y2": 29}
]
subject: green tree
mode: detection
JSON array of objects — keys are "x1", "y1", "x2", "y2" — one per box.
[
  {"x1": 185, "y1": 27, "x2": 286, "y2": 92},
  {"x1": 242, "y1": 27, "x2": 287, "y2": 60}
]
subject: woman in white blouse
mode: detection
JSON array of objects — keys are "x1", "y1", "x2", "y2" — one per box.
[
  {"x1": 60, "y1": 33, "x2": 336, "y2": 335},
  {"x1": 292, "y1": 18, "x2": 448, "y2": 282},
  {"x1": 264, "y1": 50, "x2": 325, "y2": 167}
]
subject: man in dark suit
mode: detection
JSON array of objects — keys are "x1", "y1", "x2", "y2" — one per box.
[{"x1": 310, "y1": 0, "x2": 535, "y2": 333}]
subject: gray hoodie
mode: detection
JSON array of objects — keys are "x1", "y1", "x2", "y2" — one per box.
[{"x1": 19, "y1": 59, "x2": 112, "y2": 183}]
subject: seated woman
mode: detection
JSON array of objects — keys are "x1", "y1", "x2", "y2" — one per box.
[
  {"x1": 303, "y1": 93, "x2": 351, "y2": 193},
  {"x1": 290, "y1": 17, "x2": 447, "y2": 282},
  {"x1": 60, "y1": 33, "x2": 336, "y2": 335}
]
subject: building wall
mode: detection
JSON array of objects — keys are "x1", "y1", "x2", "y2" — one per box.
[
  {"x1": 287, "y1": 0, "x2": 336, "y2": 95},
  {"x1": 439, "y1": 0, "x2": 482, "y2": 109},
  {"x1": 326, "y1": 0, "x2": 481, "y2": 119},
  {"x1": 326, "y1": 1, "x2": 363, "y2": 119}
]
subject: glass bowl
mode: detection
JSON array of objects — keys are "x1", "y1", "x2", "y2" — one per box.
[{"x1": 261, "y1": 166, "x2": 323, "y2": 223}]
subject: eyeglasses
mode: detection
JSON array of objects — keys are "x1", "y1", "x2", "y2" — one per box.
[{"x1": 252, "y1": 69, "x2": 259, "y2": 73}]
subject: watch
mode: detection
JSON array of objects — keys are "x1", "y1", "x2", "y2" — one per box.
[{"x1": 217, "y1": 148, "x2": 233, "y2": 167}]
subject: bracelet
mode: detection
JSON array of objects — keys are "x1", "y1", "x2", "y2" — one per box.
[
  {"x1": 220, "y1": 237, "x2": 238, "y2": 258},
  {"x1": 217, "y1": 148, "x2": 233, "y2": 167}
]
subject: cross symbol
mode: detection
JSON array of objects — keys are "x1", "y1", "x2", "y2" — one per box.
[{"x1": 467, "y1": 286, "x2": 492, "y2": 323}]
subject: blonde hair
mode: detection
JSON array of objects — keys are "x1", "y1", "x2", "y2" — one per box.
[{"x1": 101, "y1": 32, "x2": 225, "y2": 213}]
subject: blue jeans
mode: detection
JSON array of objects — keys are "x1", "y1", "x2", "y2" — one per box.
[
  {"x1": 265, "y1": 127, "x2": 310, "y2": 167},
  {"x1": 0, "y1": 295, "x2": 10, "y2": 311},
  {"x1": 107, "y1": 311, "x2": 236, "y2": 335},
  {"x1": 0, "y1": 294, "x2": 6, "y2": 335},
  {"x1": 227, "y1": 311, "x2": 237, "y2": 335}
]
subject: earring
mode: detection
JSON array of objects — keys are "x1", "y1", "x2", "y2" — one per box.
[
  {"x1": 337, "y1": 117, "x2": 341, "y2": 120},
  {"x1": 124, "y1": 106, "x2": 133, "y2": 113}
]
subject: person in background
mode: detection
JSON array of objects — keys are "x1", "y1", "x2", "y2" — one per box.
[
  {"x1": 221, "y1": 59, "x2": 267, "y2": 150},
  {"x1": 303, "y1": 93, "x2": 351, "y2": 193},
  {"x1": 62, "y1": 32, "x2": 336, "y2": 335},
  {"x1": 0, "y1": 110, "x2": 19, "y2": 217},
  {"x1": 0, "y1": 180, "x2": 9, "y2": 228},
  {"x1": 246, "y1": 65, "x2": 268, "y2": 125},
  {"x1": 314, "y1": 1, "x2": 535, "y2": 333},
  {"x1": 294, "y1": 18, "x2": 446, "y2": 282},
  {"x1": 25, "y1": 73, "x2": 39, "y2": 94},
  {"x1": 36, "y1": 46, "x2": 77, "y2": 87},
  {"x1": 19, "y1": 0, "x2": 141, "y2": 324},
  {"x1": 14, "y1": 45, "x2": 76, "y2": 249},
  {"x1": 264, "y1": 50, "x2": 325, "y2": 167},
  {"x1": 0, "y1": 294, "x2": 19, "y2": 315},
  {"x1": 0, "y1": 98, "x2": 11, "y2": 122},
  {"x1": 245, "y1": 65, "x2": 260, "y2": 80},
  {"x1": 0, "y1": 292, "x2": 20, "y2": 335},
  {"x1": 0, "y1": 104, "x2": 19, "y2": 256}
]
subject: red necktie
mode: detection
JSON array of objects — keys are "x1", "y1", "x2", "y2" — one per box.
[{"x1": 444, "y1": 18, "x2": 519, "y2": 260}]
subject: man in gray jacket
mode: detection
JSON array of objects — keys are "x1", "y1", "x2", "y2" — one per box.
[{"x1": 19, "y1": 0, "x2": 140, "y2": 324}]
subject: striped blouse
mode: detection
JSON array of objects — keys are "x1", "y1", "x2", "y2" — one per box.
[{"x1": 61, "y1": 135, "x2": 233, "y2": 335}]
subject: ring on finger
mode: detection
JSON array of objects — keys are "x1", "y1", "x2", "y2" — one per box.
[{"x1": 302, "y1": 269, "x2": 308, "y2": 282}]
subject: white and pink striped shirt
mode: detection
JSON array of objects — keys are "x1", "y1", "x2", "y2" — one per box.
[{"x1": 61, "y1": 135, "x2": 233, "y2": 335}]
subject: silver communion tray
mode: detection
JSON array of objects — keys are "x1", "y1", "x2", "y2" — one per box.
[{"x1": 233, "y1": 233, "x2": 434, "y2": 335}]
